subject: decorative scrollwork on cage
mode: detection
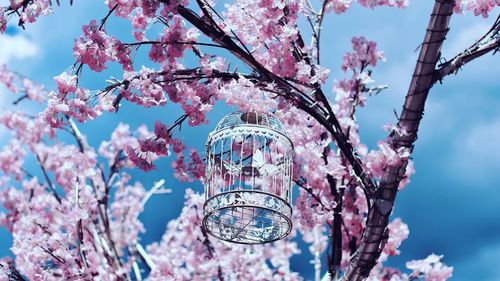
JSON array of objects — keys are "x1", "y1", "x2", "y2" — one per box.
[{"x1": 202, "y1": 111, "x2": 294, "y2": 244}]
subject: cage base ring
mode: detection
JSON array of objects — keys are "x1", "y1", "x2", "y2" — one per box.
[{"x1": 202, "y1": 191, "x2": 292, "y2": 244}]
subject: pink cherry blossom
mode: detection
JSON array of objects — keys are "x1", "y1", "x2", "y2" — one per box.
[
  {"x1": 0, "y1": 141, "x2": 25, "y2": 181},
  {"x1": 0, "y1": 0, "x2": 489, "y2": 279},
  {"x1": 342, "y1": 36, "x2": 385, "y2": 72},
  {"x1": 326, "y1": 0, "x2": 353, "y2": 14},
  {"x1": 406, "y1": 254, "x2": 454, "y2": 281},
  {"x1": 154, "y1": 120, "x2": 171, "y2": 141},
  {"x1": 0, "y1": 111, "x2": 55, "y2": 146},
  {"x1": 383, "y1": 218, "x2": 410, "y2": 258},
  {"x1": 22, "y1": 78, "x2": 46, "y2": 102},
  {"x1": 110, "y1": 181, "x2": 146, "y2": 250},
  {"x1": 0, "y1": 65, "x2": 19, "y2": 93},
  {"x1": 19, "y1": 0, "x2": 52, "y2": 24},
  {"x1": 218, "y1": 77, "x2": 278, "y2": 113},
  {"x1": 0, "y1": 10, "x2": 6, "y2": 33},
  {"x1": 458, "y1": 0, "x2": 500, "y2": 17},
  {"x1": 126, "y1": 144, "x2": 155, "y2": 171},
  {"x1": 98, "y1": 123, "x2": 141, "y2": 168},
  {"x1": 365, "y1": 140, "x2": 410, "y2": 178},
  {"x1": 124, "y1": 67, "x2": 168, "y2": 107},
  {"x1": 74, "y1": 20, "x2": 131, "y2": 72}
]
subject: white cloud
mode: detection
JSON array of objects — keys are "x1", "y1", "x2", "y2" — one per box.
[
  {"x1": 440, "y1": 20, "x2": 499, "y2": 86},
  {"x1": 355, "y1": 54, "x2": 417, "y2": 140},
  {"x1": 453, "y1": 241, "x2": 500, "y2": 281},
  {"x1": 0, "y1": 32, "x2": 38, "y2": 108},
  {"x1": 0, "y1": 33, "x2": 39, "y2": 64},
  {"x1": 448, "y1": 116, "x2": 500, "y2": 185},
  {"x1": 442, "y1": 22, "x2": 491, "y2": 58}
]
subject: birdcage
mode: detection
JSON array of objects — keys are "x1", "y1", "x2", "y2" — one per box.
[{"x1": 202, "y1": 111, "x2": 294, "y2": 244}]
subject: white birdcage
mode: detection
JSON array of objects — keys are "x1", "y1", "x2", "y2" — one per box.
[{"x1": 202, "y1": 111, "x2": 294, "y2": 244}]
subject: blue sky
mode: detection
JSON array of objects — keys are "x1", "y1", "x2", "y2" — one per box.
[{"x1": 0, "y1": 1, "x2": 499, "y2": 280}]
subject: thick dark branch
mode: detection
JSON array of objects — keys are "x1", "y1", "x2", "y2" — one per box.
[
  {"x1": 0, "y1": 261, "x2": 27, "y2": 281},
  {"x1": 123, "y1": 40, "x2": 227, "y2": 50},
  {"x1": 341, "y1": 1, "x2": 456, "y2": 280},
  {"x1": 434, "y1": 14, "x2": 500, "y2": 83},
  {"x1": 327, "y1": 175, "x2": 344, "y2": 279},
  {"x1": 176, "y1": 4, "x2": 266, "y2": 74},
  {"x1": 176, "y1": 3, "x2": 377, "y2": 196}
]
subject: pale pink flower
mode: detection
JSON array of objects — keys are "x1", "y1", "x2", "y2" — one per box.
[{"x1": 407, "y1": 254, "x2": 453, "y2": 281}]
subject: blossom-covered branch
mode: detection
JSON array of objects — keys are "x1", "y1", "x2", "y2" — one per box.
[{"x1": 175, "y1": 1, "x2": 378, "y2": 199}]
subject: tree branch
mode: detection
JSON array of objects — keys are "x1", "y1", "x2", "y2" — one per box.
[
  {"x1": 64, "y1": 117, "x2": 130, "y2": 280},
  {"x1": 66, "y1": 116, "x2": 89, "y2": 153},
  {"x1": 315, "y1": 0, "x2": 329, "y2": 64},
  {"x1": 341, "y1": 1, "x2": 456, "y2": 280},
  {"x1": 123, "y1": 40, "x2": 226, "y2": 50},
  {"x1": 0, "y1": 261, "x2": 27, "y2": 281},
  {"x1": 434, "y1": 14, "x2": 500, "y2": 83},
  {"x1": 176, "y1": 3, "x2": 377, "y2": 196},
  {"x1": 295, "y1": 178, "x2": 332, "y2": 211},
  {"x1": 135, "y1": 242, "x2": 157, "y2": 270},
  {"x1": 99, "y1": 4, "x2": 118, "y2": 31},
  {"x1": 327, "y1": 175, "x2": 344, "y2": 279},
  {"x1": 141, "y1": 179, "x2": 171, "y2": 207},
  {"x1": 194, "y1": 205, "x2": 225, "y2": 281},
  {"x1": 35, "y1": 153, "x2": 62, "y2": 204}
]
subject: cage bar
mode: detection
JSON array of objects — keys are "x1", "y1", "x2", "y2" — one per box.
[{"x1": 202, "y1": 111, "x2": 294, "y2": 244}]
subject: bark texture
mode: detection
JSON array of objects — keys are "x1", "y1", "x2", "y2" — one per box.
[{"x1": 341, "y1": 1, "x2": 456, "y2": 280}]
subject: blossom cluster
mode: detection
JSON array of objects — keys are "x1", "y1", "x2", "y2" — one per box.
[
  {"x1": 146, "y1": 189, "x2": 302, "y2": 280},
  {"x1": 406, "y1": 254, "x2": 454, "y2": 281},
  {"x1": 123, "y1": 120, "x2": 205, "y2": 184},
  {"x1": 365, "y1": 253, "x2": 453, "y2": 281},
  {"x1": 43, "y1": 72, "x2": 107, "y2": 127},
  {"x1": 74, "y1": 20, "x2": 132, "y2": 72},
  {"x1": 0, "y1": 0, "x2": 52, "y2": 30},
  {"x1": 455, "y1": 0, "x2": 500, "y2": 17},
  {"x1": 0, "y1": 66, "x2": 152, "y2": 280},
  {"x1": 1, "y1": 0, "x2": 485, "y2": 277}
]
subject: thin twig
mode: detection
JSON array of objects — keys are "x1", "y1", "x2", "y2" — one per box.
[
  {"x1": 434, "y1": 14, "x2": 500, "y2": 83},
  {"x1": 135, "y1": 242, "x2": 156, "y2": 270},
  {"x1": 295, "y1": 178, "x2": 331, "y2": 211},
  {"x1": 35, "y1": 154, "x2": 62, "y2": 204},
  {"x1": 99, "y1": 4, "x2": 118, "y2": 30},
  {"x1": 141, "y1": 179, "x2": 171, "y2": 207}
]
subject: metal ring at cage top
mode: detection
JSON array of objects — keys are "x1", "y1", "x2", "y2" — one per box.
[{"x1": 207, "y1": 124, "x2": 294, "y2": 151}]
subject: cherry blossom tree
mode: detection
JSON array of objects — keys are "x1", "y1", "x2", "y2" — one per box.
[{"x1": 1, "y1": 0, "x2": 499, "y2": 280}]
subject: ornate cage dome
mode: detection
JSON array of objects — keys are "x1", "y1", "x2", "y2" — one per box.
[{"x1": 202, "y1": 111, "x2": 294, "y2": 244}]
